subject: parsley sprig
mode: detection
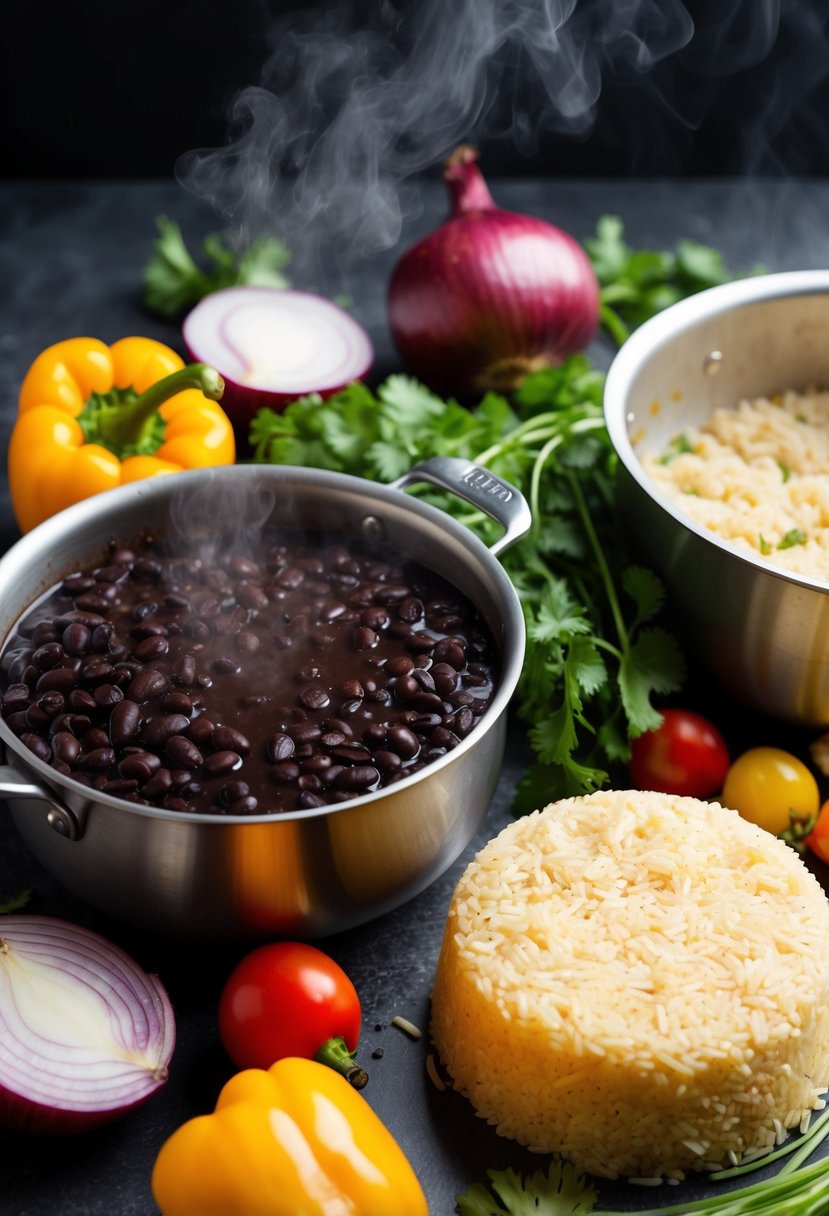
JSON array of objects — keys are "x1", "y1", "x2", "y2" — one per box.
[
  {"x1": 251, "y1": 358, "x2": 684, "y2": 798},
  {"x1": 143, "y1": 216, "x2": 291, "y2": 319},
  {"x1": 585, "y1": 215, "x2": 745, "y2": 345}
]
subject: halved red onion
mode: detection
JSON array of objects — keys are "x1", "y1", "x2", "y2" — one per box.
[
  {"x1": 0, "y1": 916, "x2": 175, "y2": 1134},
  {"x1": 183, "y1": 287, "x2": 374, "y2": 433}
]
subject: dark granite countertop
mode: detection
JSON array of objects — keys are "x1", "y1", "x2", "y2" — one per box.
[{"x1": 3, "y1": 177, "x2": 829, "y2": 1215}]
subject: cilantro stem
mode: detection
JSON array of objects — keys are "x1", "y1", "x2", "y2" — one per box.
[
  {"x1": 598, "y1": 301, "x2": 631, "y2": 347},
  {"x1": 567, "y1": 472, "x2": 629, "y2": 652}
]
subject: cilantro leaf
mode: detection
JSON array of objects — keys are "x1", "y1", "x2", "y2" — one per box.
[
  {"x1": 618, "y1": 626, "x2": 686, "y2": 737},
  {"x1": 583, "y1": 217, "x2": 751, "y2": 346},
  {"x1": 456, "y1": 1162, "x2": 598, "y2": 1216},
  {"x1": 622, "y1": 565, "x2": 666, "y2": 631},
  {"x1": 143, "y1": 216, "x2": 291, "y2": 319},
  {"x1": 0, "y1": 888, "x2": 30, "y2": 914}
]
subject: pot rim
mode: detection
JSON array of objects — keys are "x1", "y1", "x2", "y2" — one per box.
[
  {"x1": 0, "y1": 463, "x2": 525, "y2": 827},
  {"x1": 603, "y1": 269, "x2": 829, "y2": 596}
]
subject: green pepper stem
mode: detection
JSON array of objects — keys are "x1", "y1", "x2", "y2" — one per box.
[
  {"x1": 94, "y1": 363, "x2": 224, "y2": 450},
  {"x1": 314, "y1": 1035, "x2": 368, "y2": 1089}
]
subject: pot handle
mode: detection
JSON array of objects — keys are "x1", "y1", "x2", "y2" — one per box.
[
  {"x1": 390, "y1": 456, "x2": 531, "y2": 557},
  {"x1": 0, "y1": 761, "x2": 86, "y2": 841}
]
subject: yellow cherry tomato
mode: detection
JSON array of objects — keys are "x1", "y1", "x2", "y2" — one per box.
[{"x1": 721, "y1": 746, "x2": 819, "y2": 836}]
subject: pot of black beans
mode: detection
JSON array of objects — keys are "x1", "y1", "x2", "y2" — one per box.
[{"x1": 0, "y1": 458, "x2": 529, "y2": 938}]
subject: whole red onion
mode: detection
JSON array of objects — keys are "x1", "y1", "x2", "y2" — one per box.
[{"x1": 387, "y1": 146, "x2": 600, "y2": 398}]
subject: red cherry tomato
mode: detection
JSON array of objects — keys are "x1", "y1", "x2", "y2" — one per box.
[
  {"x1": 218, "y1": 942, "x2": 362, "y2": 1072},
  {"x1": 806, "y1": 800, "x2": 829, "y2": 863},
  {"x1": 629, "y1": 709, "x2": 730, "y2": 798}
]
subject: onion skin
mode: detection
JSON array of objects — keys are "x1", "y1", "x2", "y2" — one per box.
[{"x1": 387, "y1": 146, "x2": 600, "y2": 399}]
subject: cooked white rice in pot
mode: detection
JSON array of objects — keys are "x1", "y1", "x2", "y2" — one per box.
[
  {"x1": 642, "y1": 389, "x2": 829, "y2": 580},
  {"x1": 429, "y1": 789, "x2": 829, "y2": 1180}
]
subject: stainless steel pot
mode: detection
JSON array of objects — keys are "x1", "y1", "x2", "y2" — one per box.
[
  {"x1": 0, "y1": 458, "x2": 529, "y2": 938},
  {"x1": 604, "y1": 269, "x2": 829, "y2": 725}
]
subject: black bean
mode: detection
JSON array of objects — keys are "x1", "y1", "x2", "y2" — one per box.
[
  {"x1": 2, "y1": 683, "x2": 31, "y2": 713},
  {"x1": 143, "y1": 714, "x2": 191, "y2": 747},
  {"x1": 352, "y1": 626, "x2": 377, "y2": 651},
  {"x1": 413, "y1": 691, "x2": 445, "y2": 714},
  {"x1": 24, "y1": 703, "x2": 50, "y2": 730},
  {"x1": 338, "y1": 698, "x2": 363, "y2": 717},
  {"x1": 386, "y1": 725, "x2": 421, "y2": 760},
  {"x1": 52, "y1": 731, "x2": 81, "y2": 765},
  {"x1": 210, "y1": 655, "x2": 240, "y2": 676},
  {"x1": 221, "y1": 780, "x2": 250, "y2": 804},
  {"x1": 165, "y1": 735, "x2": 204, "y2": 769},
  {"x1": 230, "y1": 795, "x2": 259, "y2": 814},
  {"x1": 333, "y1": 765, "x2": 380, "y2": 791},
  {"x1": 235, "y1": 631, "x2": 260, "y2": 654},
  {"x1": 171, "y1": 654, "x2": 197, "y2": 686},
  {"x1": 101, "y1": 778, "x2": 139, "y2": 796},
  {"x1": 127, "y1": 668, "x2": 168, "y2": 702},
  {"x1": 395, "y1": 674, "x2": 419, "y2": 704},
  {"x1": 135, "y1": 635, "x2": 170, "y2": 661},
  {"x1": 321, "y1": 730, "x2": 347, "y2": 749},
  {"x1": 32, "y1": 642, "x2": 64, "y2": 671},
  {"x1": 298, "y1": 773, "x2": 322, "y2": 792},
  {"x1": 187, "y1": 717, "x2": 216, "y2": 747},
  {"x1": 332, "y1": 743, "x2": 372, "y2": 764},
  {"x1": 298, "y1": 685, "x2": 330, "y2": 711},
  {"x1": 143, "y1": 769, "x2": 174, "y2": 798},
  {"x1": 36, "y1": 668, "x2": 77, "y2": 694},
  {"x1": 385, "y1": 655, "x2": 415, "y2": 678},
  {"x1": 20, "y1": 733, "x2": 51, "y2": 761},
  {"x1": 61, "y1": 574, "x2": 96, "y2": 595},
  {"x1": 213, "y1": 725, "x2": 251, "y2": 755},
  {"x1": 374, "y1": 749, "x2": 403, "y2": 773},
  {"x1": 362, "y1": 723, "x2": 387, "y2": 747},
  {"x1": 302, "y1": 754, "x2": 332, "y2": 774},
  {"x1": 297, "y1": 791, "x2": 326, "y2": 808},
  {"x1": 402, "y1": 711, "x2": 443, "y2": 731},
  {"x1": 272, "y1": 761, "x2": 301, "y2": 782},
  {"x1": 36, "y1": 691, "x2": 64, "y2": 719},
  {"x1": 407, "y1": 631, "x2": 438, "y2": 653},
  {"x1": 266, "y1": 732, "x2": 295, "y2": 762},
  {"x1": 69, "y1": 688, "x2": 97, "y2": 712},
  {"x1": 398, "y1": 596, "x2": 424, "y2": 623},
  {"x1": 446, "y1": 706, "x2": 475, "y2": 737},
  {"x1": 340, "y1": 680, "x2": 364, "y2": 700},
  {"x1": 162, "y1": 691, "x2": 194, "y2": 716},
  {"x1": 433, "y1": 638, "x2": 467, "y2": 669},
  {"x1": 81, "y1": 747, "x2": 116, "y2": 771},
  {"x1": 94, "y1": 683, "x2": 124, "y2": 709},
  {"x1": 322, "y1": 718, "x2": 354, "y2": 738},
  {"x1": 106, "y1": 697, "x2": 140, "y2": 750},
  {"x1": 90, "y1": 623, "x2": 114, "y2": 653},
  {"x1": 431, "y1": 663, "x2": 459, "y2": 696},
  {"x1": 431, "y1": 726, "x2": 461, "y2": 749},
  {"x1": 204, "y1": 750, "x2": 242, "y2": 777}
]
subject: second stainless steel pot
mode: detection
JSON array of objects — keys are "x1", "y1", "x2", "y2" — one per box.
[
  {"x1": 604, "y1": 270, "x2": 829, "y2": 725},
  {"x1": 0, "y1": 458, "x2": 529, "y2": 939}
]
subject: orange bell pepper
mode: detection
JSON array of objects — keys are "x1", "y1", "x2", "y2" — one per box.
[
  {"x1": 151, "y1": 1057, "x2": 429, "y2": 1216},
  {"x1": 9, "y1": 335, "x2": 235, "y2": 533}
]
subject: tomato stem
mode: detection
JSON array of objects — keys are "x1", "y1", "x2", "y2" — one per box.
[{"x1": 314, "y1": 1035, "x2": 368, "y2": 1089}]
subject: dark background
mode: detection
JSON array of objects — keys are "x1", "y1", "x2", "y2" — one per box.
[{"x1": 4, "y1": 0, "x2": 829, "y2": 182}]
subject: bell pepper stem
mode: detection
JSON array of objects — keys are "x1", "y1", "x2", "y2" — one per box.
[
  {"x1": 94, "y1": 363, "x2": 224, "y2": 450},
  {"x1": 314, "y1": 1036, "x2": 368, "y2": 1089}
]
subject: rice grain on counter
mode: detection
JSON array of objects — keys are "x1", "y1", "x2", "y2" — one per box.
[
  {"x1": 429, "y1": 790, "x2": 829, "y2": 1180},
  {"x1": 642, "y1": 389, "x2": 829, "y2": 580}
]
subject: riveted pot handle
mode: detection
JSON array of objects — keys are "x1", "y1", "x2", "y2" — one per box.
[
  {"x1": 0, "y1": 762, "x2": 86, "y2": 841},
  {"x1": 390, "y1": 456, "x2": 532, "y2": 557}
]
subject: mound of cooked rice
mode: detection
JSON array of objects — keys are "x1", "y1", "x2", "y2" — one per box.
[
  {"x1": 642, "y1": 389, "x2": 829, "y2": 581},
  {"x1": 430, "y1": 790, "x2": 829, "y2": 1180}
]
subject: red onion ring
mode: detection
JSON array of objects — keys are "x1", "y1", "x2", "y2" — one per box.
[
  {"x1": 0, "y1": 916, "x2": 175, "y2": 1133},
  {"x1": 183, "y1": 286, "x2": 374, "y2": 435},
  {"x1": 387, "y1": 145, "x2": 600, "y2": 399}
]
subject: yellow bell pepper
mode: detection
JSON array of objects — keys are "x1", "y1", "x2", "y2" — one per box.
[
  {"x1": 151, "y1": 1057, "x2": 429, "y2": 1216},
  {"x1": 9, "y1": 335, "x2": 235, "y2": 533}
]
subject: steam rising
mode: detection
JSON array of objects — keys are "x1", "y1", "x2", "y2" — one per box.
[{"x1": 176, "y1": 0, "x2": 825, "y2": 276}]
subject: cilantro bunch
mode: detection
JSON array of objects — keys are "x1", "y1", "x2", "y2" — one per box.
[{"x1": 250, "y1": 357, "x2": 684, "y2": 800}]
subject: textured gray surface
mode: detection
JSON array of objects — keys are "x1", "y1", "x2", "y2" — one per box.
[{"x1": 2, "y1": 177, "x2": 829, "y2": 1214}]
